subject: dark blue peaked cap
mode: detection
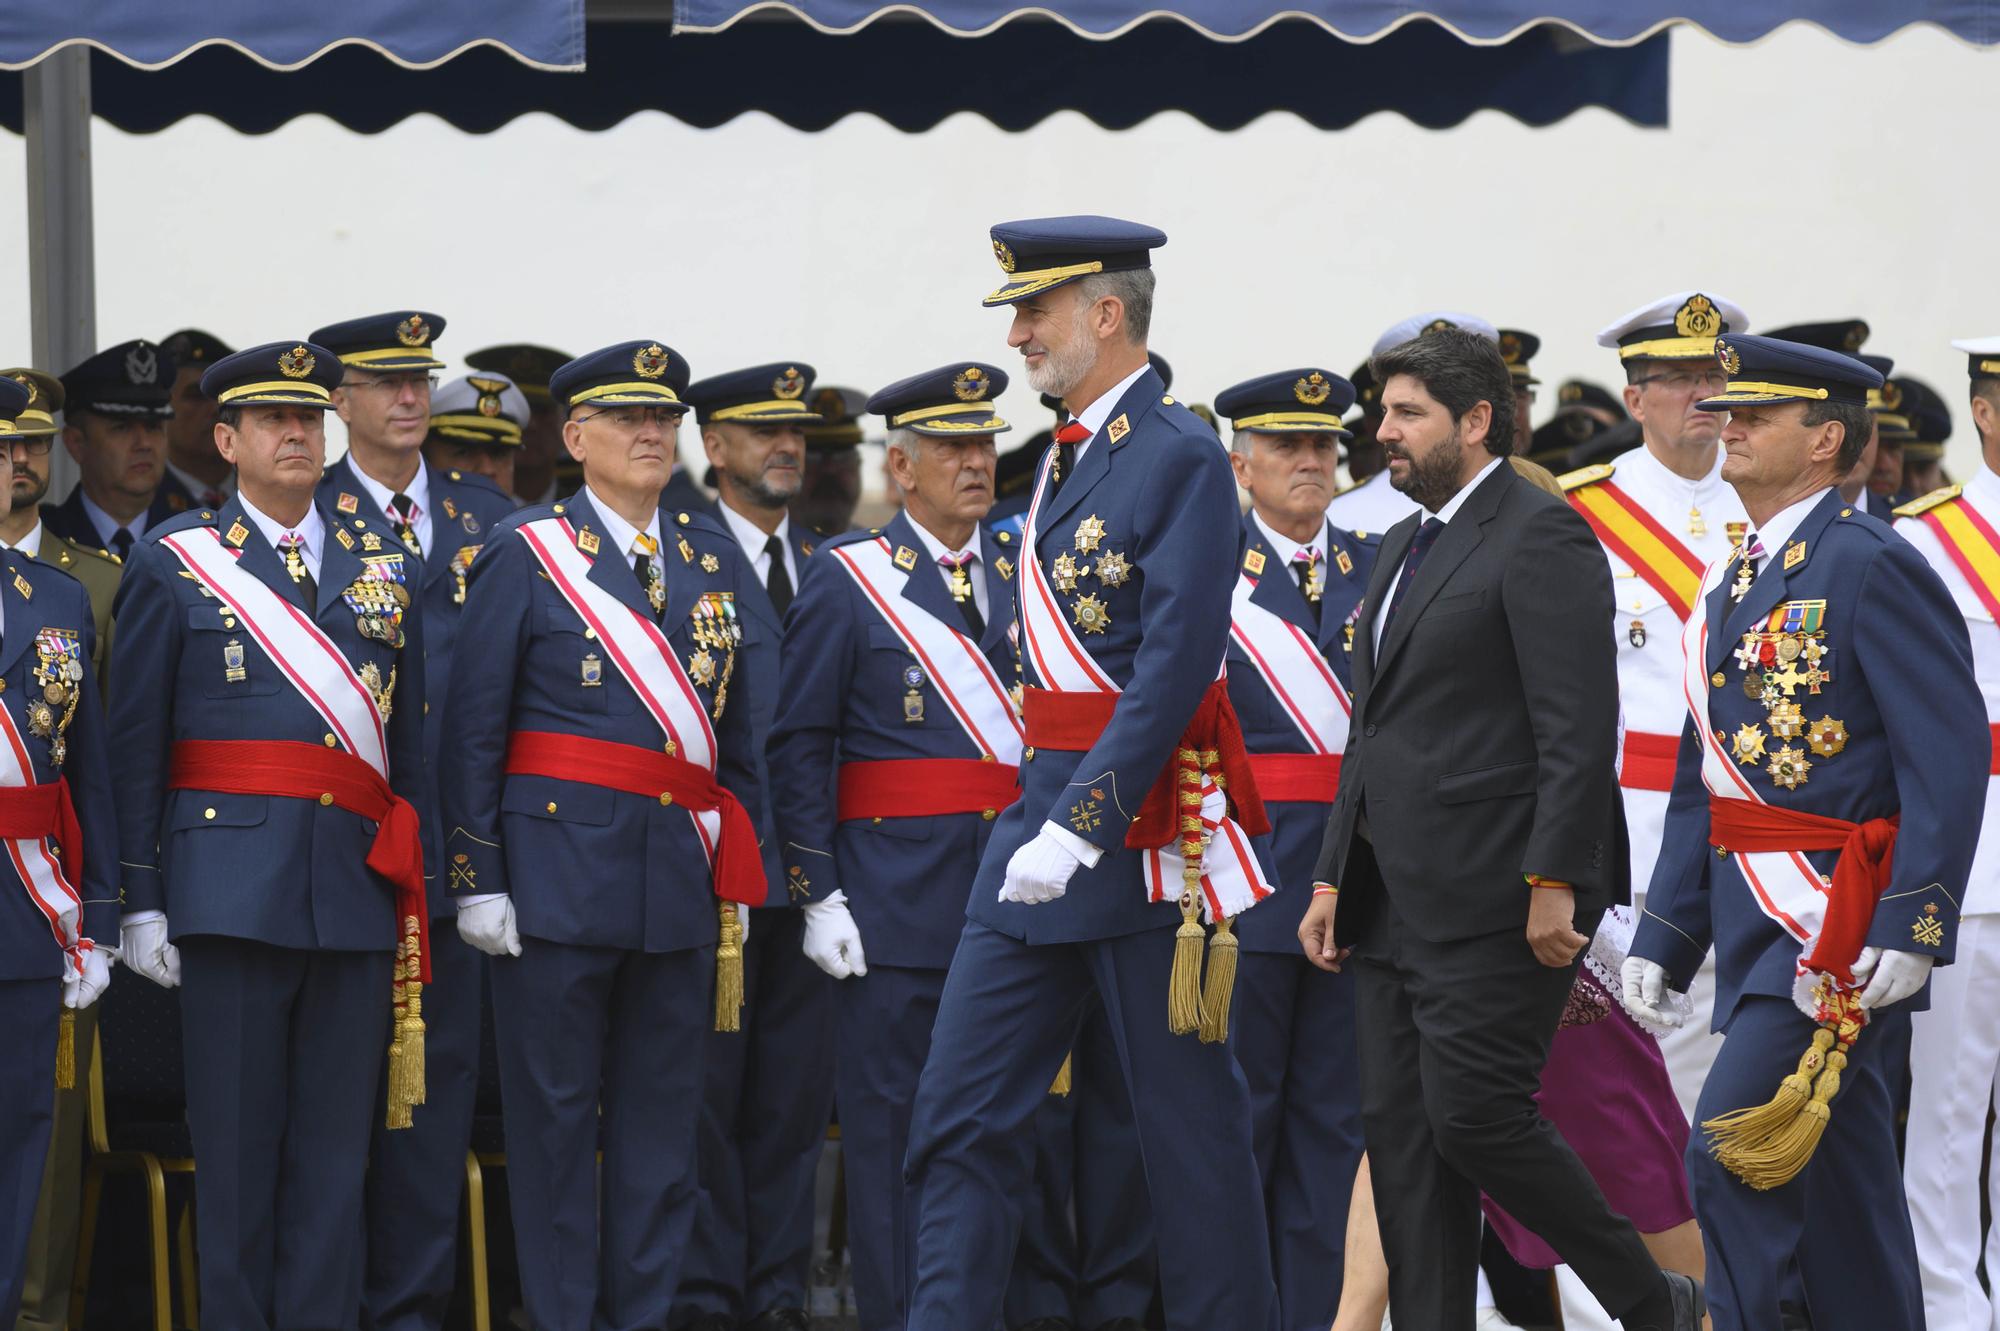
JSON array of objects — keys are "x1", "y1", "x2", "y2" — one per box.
[
  {"x1": 984, "y1": 215, "x2": 1166, "y2": 308},
  {"x1": 685, "y1": 362, "x2": 822, "y2": 426},
  {"x1": 309, "y1": 310, "x2": 447, "y2": 372},
  {"x1": 1214, "y1": 369, "x2": 1355, "y2": 435},
  {"x1": 1699, "y1": 333, "x2": 1883, "y2": 411},
  {"x1": 200, "y1": 340, "x2": 344, "y2": 409},
  {"x1": 549, "y1": 341, "x2": 692, "y2": 412},
  {"x1": 868, "y1": 362, "x2": 1012, "y2": 438}
]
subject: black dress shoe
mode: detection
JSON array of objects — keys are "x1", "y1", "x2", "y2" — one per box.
[{"x1": 742, "y1": 1309, "x2": 812, "y2": 1331}]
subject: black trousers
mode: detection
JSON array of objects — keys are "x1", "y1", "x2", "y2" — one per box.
[{"x1": 1346, "y1": 838, "x2": 1658, "y2": 1329}]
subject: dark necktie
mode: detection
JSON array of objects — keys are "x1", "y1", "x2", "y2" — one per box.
[
  {"x1": 940, "y1": 551, "x2": 984, "y2": 638},
  {"x1": 389, "y1": 492, "x2": 422, "y2": 556},
  {"x1": 1049, "y1": 419, "x2": 1090, "y2": 499},
  {"x1": 110, "y1": 528, "x2": 134, "y2": 561},
  {"x1": 632, "y1": 534, "x2": 664, "y2": 619},
  {"x1": 764, "y1": 535, "x2": 794, "y2": 618},
  {"x1": 1293, "y1": 546, "x2": 1324, "y2": 628},
  {"x1": 1378, "y1": 518, "x2": 1443, "y2": 645},
  {"x1": 279, "y1": 532, "x2": 317, "y2": 603}
]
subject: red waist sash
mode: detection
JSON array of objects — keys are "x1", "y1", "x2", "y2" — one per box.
[
  {"x1": 1245, "y1": 753, "x2": 1342, "y2": 804},
  {"x1": 0, "y1": 777, "x2": 85, "y2": 888},
  {"x1": 837, "y1": 758, "x2": 1020, "y2": 822},
  {"x1": 1021, "y1": 679, "x2": 1269, "y2": 848},
  {"x1": 1989, "y1": 723, "x2": 2000, "y2": 776},
  {"x1": 1619, "y1": 731, "x2": 1679, "y2": 792},
  {"x1": 170, "y1": 739, "x2": 429, "y2": 981},
  {"x1": 504, "y1": 730, "x2": 767, "y2": 906},
  {"x1": 1707, "y1": 796, "x2": 1899, "y2": 986}
]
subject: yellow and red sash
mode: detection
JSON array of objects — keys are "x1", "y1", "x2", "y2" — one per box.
[
  {"x1": 1920, "y1": 496, "x2": 2000, "y2": 624},
  {"x1": 1569, "y1": 479, "x2": 1705, "y2": 620}
]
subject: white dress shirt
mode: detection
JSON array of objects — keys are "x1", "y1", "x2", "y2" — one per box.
[
  {"x1": 1742, "y1": 487, "x2": 1835, "y2": 575},
  {"x1": 904, "y1": 516, "x2": 990, "y2": 625},
  {"x1": 1372, "y1": 454, "x2": 1505, "y2": 656},
  {"x1": 584, "y1": 485, "x2": 665, "y2": 571},
  {"x1": 348, "y1": 456, "x2": 433, "y2": 556},
  {"x1": 717, "y1": 500, "x2": 798, "y2": 595},
  {"x1": 3, "y1": 520, "x2": 45, "y2": 559},
  {"x1": 237, "y1": 492, "x2": 326, "y2": 583},
  {"x1": 1064, "y1": 361, "x2": 1152, "y2": 467},
  {"x1": 80, "y1": 491, "x2": 149, "y2": 550},
  {"x1": 1251, "y1": 510, "x2": 1332, "y2": 597}
]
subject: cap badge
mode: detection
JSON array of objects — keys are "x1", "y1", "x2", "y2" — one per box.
[
  {"x1": 773, "y1": 367, "x2": 806, "y2": 400},
  {"x1": 1881, "y1": 380, "x2": 1903, "y2": 410},
  {"x1": 1294, "y1": 372, "x2": 1332, "y2": 407},
  {"x1": 812, "y1": 388, "x2": 844, "y2": 418},
  {"x1": 992, "y1": 239, "x2": 1016, "y2": 274},
  {"x1": 953, "y1": 367, "x2": 989, "y2": 402},
  {"x1": 10, "y1": 373, "x2": 36, "y2": 406},
  {"x1": 396, "y1": 315, "x2": 429, "y2": 347},
  {"x1": 278, "y1": 345, "x2": 317, "y2": 379},
  {"x1": 124, "y1": 344, "x2": 158, "y2": 385},
  {"x1": 1844, "y1": 323, "x2": 1868, "y2": 352},
  {"x1": 633, "y1": 344, "x2": 669, "y2": 379},
  {"x1": 1676, "y1": 294, "x2": 1720, "y2": 339},
  {"x1": 1717, "y1": 342, "x2": 1742, "y2": 376},
  {"x1": 1424, "y1": 318, "x2": 1457, "y2": 334},
  {"x1": 1560, "y1": 382, "x2": 1582, "y2": 404},
  {"x1": 1499, "y1": 333, "x2": 1523, "y2": 364}
]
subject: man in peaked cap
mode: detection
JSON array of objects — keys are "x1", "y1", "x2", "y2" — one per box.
[
  {"x1": 465, "y1": 343, "x2": 575, "y2": 506},
  {"x1": 45, "y1": 340, "x2": 180, "y2": 556},
  {"x1": 424, "y1": 371, "x2": 529, "y2": 499},
  {"x1": 1324, "y1": 312, "x2": 1496, "y2": 538},
  {"x1": 110, "y1": 339, "x2": 430, "y2": 1331},
  {"x1": 160, "y1": 329, "x2": 236, "y2": 509},
  {"x1": 1497, "y1": 329, "x2": 1541, "y2": 456},
  {"x1": 1760, "y1": 321, "x2": 1898, "y2": 522},
  {"x1": 1895, "y1": 334, "x2": 2000, "y2": 1331},
  {"x1": 793, "y1": 384, "x2": 867, "y2": 536},
  {"x1": 1561, "y1": 290, "x2": 1752, "y2": 1127},
  {"x1": 440, "y1": 340, "x2": 766, "y2": 1331},
  {"x1": 673, "y1": 361, "x2": 832, "y2": 1331},
  {"x1": 767, "y1": 361, "x2": 1031, "y2": 1331},
  {"x1": 1213, "y1": 367, "x2": 1374, "y2": 1331},
  {"x1": 901, "y1": 215, "x2": 1279, "y2": 1331},
  {"x1": 1898, "y1": 379, "x2": 1954, "y2": 499},
  {"x1": 1625, "y1": 333, "x2": 1982, "y2": 1330},
  {"x1": 309, "y1": 310, "x2": 518, "y2": 1331}
]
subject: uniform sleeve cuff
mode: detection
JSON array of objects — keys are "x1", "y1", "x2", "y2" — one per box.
[{"x1": 1043, "y1": 821, "x2": 1104, "y2": 868}]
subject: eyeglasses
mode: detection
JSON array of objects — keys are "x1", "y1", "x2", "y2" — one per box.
[
  {"x1": 577, "y1": 406, "x2": 686, "y2": 430},
  {"x1": 1631, "y1": 370, "x2": 1728, "y2": 394},
  {"x1": 5, "y1": 436, "x2": 54, "y2": 457},
  {"x1": 340, "y1": 374, "x2": 438, "y2": 395}
]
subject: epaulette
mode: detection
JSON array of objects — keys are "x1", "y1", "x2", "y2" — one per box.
[
  {"x1": 672, "y1": 508, "x2": 732, "y2": 542},
  {"x1": 820, "y1": 525, "x2": 879, "y2": 553},
  {"x1": 442, "y1": 468, "x2": 515, "y2": 503},
  {"x1": 144, "y1": 506, "x2": 223, "y2": 542},
  {"x1": 1557, "y1": 462, "x2": 1615, "y2": 493},
  {"x1": 57, "y1": 540, "x2": 123, "y2": 571},
  {"x1": 1893, "y1": 483, "x2": 1962, "y2": 519}
]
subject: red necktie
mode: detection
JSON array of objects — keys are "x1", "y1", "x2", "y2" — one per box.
[{"x1": 1051, "y1": 419, "x2": 1089, "y2": 493}]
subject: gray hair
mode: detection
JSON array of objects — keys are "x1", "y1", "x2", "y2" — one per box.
[
  {"x1": 1073, "y1": 269, "x2": 1155, "y2": 344},
  {"x1": 886, "y1": 426, "x2": 922, "y2": 465}
]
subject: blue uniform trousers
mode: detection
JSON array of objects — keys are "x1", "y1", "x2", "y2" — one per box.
[
  {"x1": 0, "y1": 980, "x2": 59, "y2": 1325},
  {"x1": 1688, "y1": 995, "x2": 1919, "y2": 1331},
  {"x1": 361, "y1": 926, "x2": 484, "y2": 1331},
  {"x1": 489, "y1": 938, "x2": 713, "y2": 1331},
  {"x1": 677, "y1": 907, "x2": 835, "y2": 1322},
  {"x1": 906, "y1": 920, "x2": 1277, "y2": 1331},
  {"x1": 178, "y1": 936, "x2": 392, "y2": 1331},
  {"x1": 1004, "y1": 1002, "x2": 1157, "y2": 1331},
  {"x1": 1232, "y1": 951, "x2": 1363, "y2": 1331}
]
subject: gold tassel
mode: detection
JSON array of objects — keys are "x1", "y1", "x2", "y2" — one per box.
[
  {"x1": 385, "y1": 923, "x2": 418, "y2": 1129},
  {"x1": 55, "y1": 1008, "x2": 75, "y2": 1090},
  {"x1": 714, "y1": 900, "x2": 745, "y2": 1033},
  {"x1": 1049, "y1": 1051, "x2": 1073, "y2": 1097},
  {"x1": 1704, "y1": 985, "x2": 1862, "y2": 1190},
  {"x1": 1167, "y1": 750, "x2": 1208, "y2": 1037},
  {"x1": 1198, "y1": 916, "x2": 1238, "y2": 1044}
]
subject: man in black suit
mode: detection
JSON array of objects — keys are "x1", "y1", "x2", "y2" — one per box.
[{"x1": 1297, "y1": 326, "x2": 1701, "y2": 1331}]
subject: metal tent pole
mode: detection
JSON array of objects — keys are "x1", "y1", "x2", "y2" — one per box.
[{"x1": 23, "y1": 47, "x2": 95, "y2": 499}]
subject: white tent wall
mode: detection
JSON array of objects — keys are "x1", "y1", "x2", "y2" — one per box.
[{"x1": 2, "y1": 22, "x2": 1992, "y2": 496}]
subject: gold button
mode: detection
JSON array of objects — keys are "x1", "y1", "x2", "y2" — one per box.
[
  {"x1": 659, "y1": 792, "x2": 674, "y2": 806},
  {"x1": 319, "y1": 793, "x2": 334, "y2": 806},
  {"x1": 1715, "y1": 845, "x2": 1728, "y2": 859},
  {"x1": 1711, "y1": 672, "x2": 1726, "y2": 687},
  {"x1": 1841, "y1": 508, "x2": 1853, "y2": 518},
  {"x1": 324, "y1": 733, "x2": 338, "y2": 748},
  {"x1": 1024, "y1": 747, "x2": 1035, "y2": 761},
  {"x1": 552, "y1": 504, "x2": 566, "y2": 515},
  {"x1": 584, "y1": 628, "x2": 597, "y2": 640},
  {"x1": 0, "y1": 679, "x2": 7, "y2": 693},
  {"x1": 223, "y1": 618, "x2": 238, "y2": 629},
  {"x1": 1162, "y1": 395, "x2": 1175, "y2": 405},
  {"x1": 424, "y1": 702, "x2": 430, "y2": 714},
  {"x1": 203, "y1": 807, "x2": 216, "y2": 820},
  {"x1": 982, "y1": 808, "x2": 997, "y2": 821},
  {"x1": 547, "y1": 802, "x2": 558, "y2": 814},
  {"x1": 872, "y1": 817, "x2": 883, "y2": 825},
  {"x1": 980, "y1": 752, "x2": 996, "y2": 763}
]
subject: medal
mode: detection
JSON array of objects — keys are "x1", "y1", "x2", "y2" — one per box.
[
  {"x1": 1688, "y1": 504, "x2": 1707, "y2": 538},
  {"x1": 903, "y1": 664, "x2": 927, "y2": 721},
  {"x1": 687, "y1": 649, "x2": 717, "y2": 686},
  {"x1": 1731, "y1": 724, "x2": 1766, "y2": 766},
  {"x1": 948, "y1": 563, "x2": 972, "y2": 603},
  {"x1": 1628, "y1": 620, "x2": 1647, "y2": 649},
  {"x1": 1052, "y1": 553, "x2": 1080, "y2": 593},
  {"x1": 1730, "y1": 555, "x2": 1754, "y2": 601},
  {"x1": 1767, "y1": 700, "x2": 1805, "y2": 739},
  {"x1": 1765, "y1": 744, "x2": 1810, "y2": 790},
  {"x1": 1071, "y1": 593, "x2": 1110, "y2": 635},
  {"x1": 224, "y1": 639, "x2": 248, "y2": 683},
  {"x1": 581, "y1": 653, "x2": 603, "y2": 688},
  {"x1": 1074, "y1": 515, "x2": 1106, "y2": 554},
  {"x1": 358, "y1": 660, "x2": 396, "y2": 722}
]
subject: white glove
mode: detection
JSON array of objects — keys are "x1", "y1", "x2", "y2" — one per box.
[
  {"x1": 456, "y1": 894, "x2": 521, "y2": 957},
  {"x1": 63, "y1": 948, "x2": 113, "y2": 1010},
  {"x1": 1852, "y1": 946, "x2": 1934, "y2": 1010},
  {"x1": 999, "y1": 823, "x2": 1088, "y2": 906},
  {"x1": 801, "y1": 891, "x2": 867, "y2": 979},
  {"x1": 1620, "y1": 956, "x2": 1683, "y2": 1029},
  {"x1": 119, "y1": 913, "x2": 181, "y2": 989}
]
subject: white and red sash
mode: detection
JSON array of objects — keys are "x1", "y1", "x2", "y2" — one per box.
[
  {"x1": 160, "y1": 527, "x2": 387, "y2": 778},
  {"x1": 1020, "y1": 454, "x2": 1272, "y2": 921},
  {"x1": 1229, "y1": 573, "x2": 1349, "y2": 755},
  {"x1": 515, "y1": 516, "x2": 725, "y2": 864},
  {"x1": 830, "y1": 537, "x2": 1023, "y2": 763},
  {"x1": 0, "y1": 704, "x2": 85, "y2": 977},
  {"x1": 1679, "y1": 557, "x2": 1829, "y2": 1012}
]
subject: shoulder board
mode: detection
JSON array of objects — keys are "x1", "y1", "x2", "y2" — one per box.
[
  {"x1": 821, "y1": 526, "x2": 879, "y2": 553},
  {"x1": 1557, "y1": 462, "x2": 1615, "y2": 493},
  {"x1": 442, "y1": 468, "x2": 516, "y2": 504},
  {"x1": 59, "y1": 538, "x2": 123, "y2": 570},
  {"x1": 144, "y1": 507, "x2": 222, "y2": 542},
  {"x1": 675, "y1": 508, "x2": 732, "y2": 541},
  {"x1": 1893, "y1": 483, "x2": 1962, "y2": 519}
]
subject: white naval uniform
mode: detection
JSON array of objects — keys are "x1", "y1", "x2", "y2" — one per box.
[
  {"x1": 1895, "y1": 465, "x2": 2000, "y2": 1331},
  {"x1": 1567, "y1": 444, "x2": 1745, "y2": 1125},
  {"x1": 1324, "y1": 468, "x2": 1418, "y2": 537}
]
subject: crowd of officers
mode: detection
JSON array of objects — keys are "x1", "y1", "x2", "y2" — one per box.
[{"x1": 0, "y1": 238, "x2": 1996, "y2": 1331}]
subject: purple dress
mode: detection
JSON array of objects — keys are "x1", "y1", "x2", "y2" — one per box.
[{"x1": 1482, "y1": 963, "x2": 1696, "y2": 1268}]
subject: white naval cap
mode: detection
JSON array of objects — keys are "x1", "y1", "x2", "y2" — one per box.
[
  {"x1": 429, "y1": 371, "x2": 529, "y2": 445},
  {"x1": 1950, "y1": 336, "x2": 2000, "y2": 384},
  {"x1": 1595, "y1": 291, "x2": 1749, "y2": 361},
  {"x1": 1370, "y1": 311, "x2": 1499, "y2": 360}
]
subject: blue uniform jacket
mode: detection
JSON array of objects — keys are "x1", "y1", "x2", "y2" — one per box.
[
  {"x1": 768, "y1": 510, "x2": 1024, "y2": 969},
  {"x1": 1633, "y1": 490, "x2": 1985, "y2": 1025},
  {"x1": 1224, "y1": 516, "x2": 1377, "y2": 954},
  {"x1": 0, "y1": 557, "x2": 119, "y2": 981},
  {"x1": 439, "y1": 491, "x2": 767, "y2": 952},
  {"x1": 41, "y1": 484, "x2": 192, "y2": 553},
  {"x1": 109, "y1": 497, "x2": 428, "y2": 952},
  {"x1": 318, "y1": 455, "x2": 517, "y2": 911},
  {"x1": 967, "y1": 366, "x2": 1245, "y2": 944},
  {"x1": 701, "y1": 499, "x2": 818, "y2": 901}
]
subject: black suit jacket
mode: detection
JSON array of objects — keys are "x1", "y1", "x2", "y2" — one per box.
[{"x1": 1312, "y1": 460, "x2": 1628, "y2": 944}]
